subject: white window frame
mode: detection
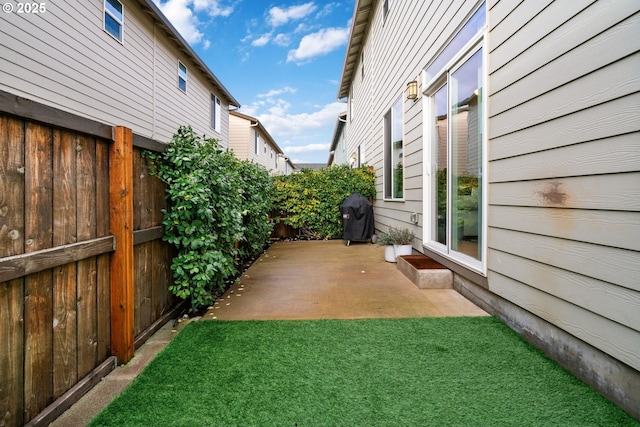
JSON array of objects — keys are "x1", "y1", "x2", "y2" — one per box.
[
  {"x1": 178, "y1": 61, "x2": 187, "y2": 93},
  {"x1": 422, "y1": 2, "x2": 488, "y2": 275},
  {"x1": 383, "y1": 97, "x2": 404, "y2": 201},
  {"x1": 104, "y1": 0, "x2": 124, "y2": 43},
  {"x1": 255, "y1": 132, "x2": 260, "y2": 155},
  {"x1": 211, "y1": 94, "x2": 221, "y2": 132}
]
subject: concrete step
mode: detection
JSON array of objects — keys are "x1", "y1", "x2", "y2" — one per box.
[{"x1": 397, "y1": 255, "x2": 453, "y2": 289}]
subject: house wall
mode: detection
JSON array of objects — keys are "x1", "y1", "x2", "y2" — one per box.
[
  {"x1": 332, "y1": 125, "x2": 350, "y2": 166},
  {"x1": 345, "y1": 0, "x2": 480, "y2": 248},
  {"x1": 341, "y1": 0, "x2": 640, "y2": 415},
  {"x1": 228, "y1": 113, "x2": 292, "y2": 175},
  {"x1": 229, "y1": 113, "x2": 251, "y2": 160},
  {"x1": 485, "y1": 0, "x2": 640, "y2": 372},
  {"x1": 0, "y1": 0, "x2": 230, "y2": 145}
]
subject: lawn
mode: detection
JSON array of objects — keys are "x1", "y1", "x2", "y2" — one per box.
[{"x1": 90, "y1": 317, "x2": 638, "y2": 426}]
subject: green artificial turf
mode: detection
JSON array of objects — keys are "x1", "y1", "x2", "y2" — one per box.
[{"x1": 90, "y1": 317, "x2": 638, "y2": 426}]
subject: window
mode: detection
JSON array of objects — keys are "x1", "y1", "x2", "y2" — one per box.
[
  {"x1": 255, "y1": 133, "x2": 260, "y2": 154},
  {"x1": 104, "y1": 0, "x2": 123, "y2": 42},
  {"x1": 178, "y1": 61, "x2": 187, "y2": 93},
  {"x1": 384, "y1": 98, "x2": 403, "y2": 199},
  {"x1": 210, "y1": 94, "x2": 221, "y2": 131},
  {"x1": 349, "y1": 86, "x2": 354, "y2": 122},
  {"x1": 426, "y1": 2, "x2": 486, "y2": 267}
]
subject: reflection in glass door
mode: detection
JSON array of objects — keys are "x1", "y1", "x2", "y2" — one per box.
[
  {"x1": 429, "y1": 48, "x2": 483, "y2": 263},
  {"x1": 432, "y1": 85, "x2": 448, "y2": 246}
]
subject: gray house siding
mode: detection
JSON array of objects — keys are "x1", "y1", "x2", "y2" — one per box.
[
  {"x1": 486, "y1": 0, "x2": 640, "y2": 371},
  {"x1": 0, "y1": 0, "x2": 236, "y2": 145}
]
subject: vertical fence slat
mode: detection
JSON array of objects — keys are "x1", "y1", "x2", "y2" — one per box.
[
  {"x1": 76, "y1": 134, "x2": 98, "y2": 378},
  {"x1": 0, "y1": 115, "x2": 26, "y2": 427},
  {"x1": 24, "y1": 121, "x2": 54, "y2": 420},
  {"x1": 96, "y1": 140, "x2": 111, "y2": 361},
  {"x1": 134, "y1": 149, "x2": 153, "y2": 332},
  {"x1": 152, "y1": 172, "x2": 170, "y2": 320},
  {"x1": 110, "y1": 127, "x2": 134, "y2": 364},
  {"x1": 52, "y1": 129, "x2": 78, "y2": 399}
]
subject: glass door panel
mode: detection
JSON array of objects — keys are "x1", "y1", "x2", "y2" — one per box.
[
  {"x1": 450, "y1": 49, "x2": 482, "y2": 261},
  {"x1": 432, "y1": 85, "x2": 448, "y2": 246}
]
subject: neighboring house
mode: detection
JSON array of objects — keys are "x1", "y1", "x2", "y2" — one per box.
[
  {"x1": 337, "y1": 0, "x2": 640, "y2": 416},
  {"x1": 328, "y1": 111, "x2": 366, "y2": 168},
  {"x1": 294, "y1": 163, "x2": 326, "y2": 171},
  {"x1": 228, "y1": 111, "x2": 294, "y2": 175},
  {"x1": 0, "y1": 0, "x2": 240, "y2": 145}
]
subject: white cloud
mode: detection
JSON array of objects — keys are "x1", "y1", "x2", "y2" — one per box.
[
  {"x1": 257, "y1": 87, "x2": 297, "y2": 98},
  {"x1": 273, "y1": 33, "x2": 291, "y2": 46},
  {"x1": 154, "y1": 0, "x2": 204, "y2": 44},
  {"x1": 283, "y1": 143, "x2": 330, "y2": 153},
  {"x1": 287, "y1": 27, "x2": 349, "y2": 63},
  {"x1": 154, "y1": 0, "x2": 233, "y2": 45},
  {"x1": 257, "y1": 101, "x2": 346, "y2": 139},
  {"x1": 193, "y1": 0, "x2": 233, "y2": 16},
  {"x1": 252, "y1": 33, "x2": 272, "y2": 47},
  {"x1": 268, "y1": 2, "x2": 317, "y2": 27}
]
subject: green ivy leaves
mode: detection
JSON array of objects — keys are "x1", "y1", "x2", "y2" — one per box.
[
  {"x1": 272, "y1": 165, "x2": 376, "y2": 239},
  {"x1": 145, "y1": 126, "x2": 274, "y2": 311}
]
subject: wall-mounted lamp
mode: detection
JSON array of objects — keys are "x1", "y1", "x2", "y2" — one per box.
[{"x1": 407, "y1": 80, "x2": 418, "y2": 101}]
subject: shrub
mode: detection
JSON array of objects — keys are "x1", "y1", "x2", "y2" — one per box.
[
  {"x1": 272, "y1": 165, "x2": 376, "y2": 239},
  {"x1": 377, "y1": 227, "x2": 415, "y2": 246},
  {"x1": 145, "y1": 126, "x2": 273, "y2": 311}
]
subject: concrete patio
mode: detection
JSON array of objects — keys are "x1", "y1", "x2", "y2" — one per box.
[{"x1": 205, "y1": 239, "x2": 487, "y2": 320}]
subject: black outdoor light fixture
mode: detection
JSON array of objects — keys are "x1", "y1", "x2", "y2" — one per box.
[{"x1": 407, "y1": 80, "x2": 418, "y2": 100}]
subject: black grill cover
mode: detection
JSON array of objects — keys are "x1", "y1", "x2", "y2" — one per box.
[{"x1": 340, "y1": 193, "x2": 375, "y2": 242}]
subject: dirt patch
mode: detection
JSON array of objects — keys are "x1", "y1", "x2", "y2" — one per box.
[{"x1": 398, "y1": 255, "x2": 446, "y2": 270}]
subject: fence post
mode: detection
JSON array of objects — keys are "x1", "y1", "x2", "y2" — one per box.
[{"x1": 109, "y1": 126, "x2": 134, "y2": 364}]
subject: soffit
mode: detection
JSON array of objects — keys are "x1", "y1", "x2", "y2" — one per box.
[{"x1": 338, "y1": 0, "x2": 375, "y2": 99}]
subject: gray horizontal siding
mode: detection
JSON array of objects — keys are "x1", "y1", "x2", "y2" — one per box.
[{"x1": 487, "y1": 0, "x2": 640, "y2": 371}]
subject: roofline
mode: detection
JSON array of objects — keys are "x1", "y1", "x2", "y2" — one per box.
[
  {"x1": 329, "y1": 111, "x2": 348, "y2": 152},
  {"x1": 337, "y1": 0, "x2": 375, "y2": 100},
  {"x1": 230, "y1": 110, "x2": 291, "y2": 163},
  {"x1": 137, "y1": 0, "x2": 241, "y2": 108},
  {"x1": 327, "y1": 111, "x2": 347, "y2": 165}
]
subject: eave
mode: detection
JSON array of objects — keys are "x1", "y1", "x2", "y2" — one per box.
[{"x1": 337, "y1": 0, "x2": 375, "y2": 100}]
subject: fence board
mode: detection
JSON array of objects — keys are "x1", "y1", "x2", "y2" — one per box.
[
  {"x1": 0, "y1": 280, "x2": 24, "y2": 426},
  {"x1": 76, "y1": 134, "x2": 98, "y2": 379},
  {"x1": 24, "y1": 122, "x2": 54, "y2": 420},
  {"x1": 0, "y1": 115, "x2": 26, "y2": 426},
  {"x1": 96, "y1": 141, "x2": 111, "y2": 361},
  {"x1": 52, "y1": 129, "x2": 78, "y2": 399}
]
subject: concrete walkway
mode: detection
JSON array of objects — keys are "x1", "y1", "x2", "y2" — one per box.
[{"x1": 51, "y1": 240, "x2": 487, "y2": 426}]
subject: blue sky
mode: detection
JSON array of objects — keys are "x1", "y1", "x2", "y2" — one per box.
[{"x1": 152, "y1": 0, "x2": 356, "y2": 164}]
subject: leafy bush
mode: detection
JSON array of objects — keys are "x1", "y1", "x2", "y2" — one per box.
[
  {"x1": 145, "y1": 126, "x2": 273, "y2": 310},
  {"x1": 272, "y1": 165, "x2": 376, "y2": 239}
]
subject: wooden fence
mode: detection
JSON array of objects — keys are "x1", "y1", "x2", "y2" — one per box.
[{"x1": 0, "y1": 91, "x2": 180, "y2": 426}]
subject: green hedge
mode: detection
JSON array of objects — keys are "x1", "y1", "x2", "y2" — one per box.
[
  {"x1": 145, "y1": 126, "x2": 274, "y2": 310},
  {"x1": 272, "y1": 165, "x2": 376, "y2": 239}
]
